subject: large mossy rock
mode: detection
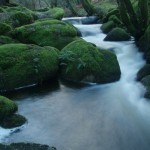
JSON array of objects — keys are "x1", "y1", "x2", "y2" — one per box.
[
  {"x1": 141, "y1": 75, "x2": 150, "y2": 99},
  {"x1": 36, "y1": 7, "x2": 64, "y2": 20},
  {"x1": 0, "y1": 6, "x2": 36, "y2": 27},
  {"x1": 59, "y1": 39, "x2": 121, "y2": 83},
  {"x1": 0, "y1": 44, "x2": 59, "y2": 91},
  {"x1": 0, "y1": 143, "x2": 56, "y2": 150},
  {"x1": 104, "y1": 27, "x2": 130, "y2": 41},
  {"x1": 137, "y1": 64, "x2": 150, "y2": 81},
  {"x1": 101, "y1": 21, "x2": 116, "y2": 34},
  {"x1": 0, "y1": 22, "x2": 12, "y2": 35},
  {"x1": 13, "y1": 20, "x2": 77, "y2": 49},
  {"x1": 0, "y1": 96, "x2": 18, "y2": 121}
]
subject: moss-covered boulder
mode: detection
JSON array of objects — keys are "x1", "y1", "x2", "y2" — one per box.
[
  {"x1": 0, "y1": 114, "x2": 27, "y2": 128},
  {"x1": 0, "y1": 36, "x2": 18, "y2": 45},
  {"x1": 10, "y1": 11, "x2": 34, "y2": 27},
  {"x1": 59, "y1": 39, "x2": 121, "y2": 83},
  {"x1": 0, "y1": 96, "x2": 17, "y2": 121},
  {"x1": 104, "y1": 27, "x2": 131, "y2": 41},
  {"x1": 0, "y1": 23, "x2": 12, "y2": 35},
  {"x1": 13, "y1": 19, "x2": 77, "y2": 49},
  {"x1": 101, "y1": 21, "x2": 116, "y2": 34},
  {"x1": 36, "y1": 7, "x2": 64, "y2": 20},
  {"x1": 137, "y1": 64, "x2": 150, "y2": 81},
  {"x1": 141, "y1": 75, "x2": 150, "y2": 99},
  {"x1": 0, "y1": 6, "x2": 36, "y2": 27},
  {"x1": 0, "y1": 44, "x2": 59, "y2": 91}
]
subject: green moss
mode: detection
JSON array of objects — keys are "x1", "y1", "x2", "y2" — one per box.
[
  {"x1": 0, "y1": 23, "x2": 12, "y2": 35},
  {"x1": 13, "y1": 19, "x2": 77, "y2": 49},
  {"x1": 108, "y1": 15, "x2": 122, "y2": 25},
  {"x1": 0, "y1": 114, "x2": 27, "y2": 128},
  {"x1": 10, "y1": 11, "x2": 34, "y2": 27},
  {"x1": 0, "y1": 36, "x2": 18, "y2": 45},
  {"x1": 36, "y1": 7, "x2": 64, "y2": 20},
  {"x1": 0, "y1": 96, "x2": 18, "y2": 121},
  {"x1": 0, "y1": 7, "x2": 4, "y2": 12},
  {"x1": 0, "y1": 6, "x2": 37, "y2": 27},
  {"x1": 0, "y1": 44, "x2": 59, "y2": 91},
  {"x1": 101, "y1": 21, "x2": 116, "y2": 33},
  {"x1": 59, "y1": 39, "x2": 121, "y2": 83},
  {"x1": 104, "y1": 27, "x2": 131, "y2": 41},
  {"x1": 102, "y1": 9, "x2": 119, "y2": 23}
]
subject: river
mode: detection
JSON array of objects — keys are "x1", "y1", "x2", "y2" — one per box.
[{"x1": 1, "y1": 17, "x2": 150, "y2": 150}]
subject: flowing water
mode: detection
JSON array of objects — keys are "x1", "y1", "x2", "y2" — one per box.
[{"x1": 1, "y1": 17, "x2": 150, "y2": 150}]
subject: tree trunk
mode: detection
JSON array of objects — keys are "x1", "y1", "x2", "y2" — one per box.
[
  {"x1": 65, "y1": 0, "x2": 79, "y2": 16},
  {"x1": 80, "y1": 0, "x2": 96, "y2": 16}
]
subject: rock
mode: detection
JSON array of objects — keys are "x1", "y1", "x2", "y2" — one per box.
[
  {"x1": 59, "y1": 39, "x2": 121, "y2": 84},
  {"x1": 0, "y1": 96, "x2": 18, "y2": 121},
  {"x1": 81, "y1": 16, "x2": 100, "y2": 24},
  {"x1": 0, "y1": 22, "x2": 12, "y2": 35},
  {"x1": 0, "y1": 143, "x2": 56, "y2": 150},
  {"x1": 101, "y1": 21, "x2": 116, "y2": 34},
  {"x1": 36, "y1": 7, "x2": 64, "y2": 20},
  {"x1": 104, "y1": 27, "x2": 130, "y2": 41},
  {"x1": 137, "y1": 64, "x2": 150, "y2": 81},
  {"x1": 10, "y1": 11, "x2": 34, "y2": 27},
  {"x1": 13, "y1": 19, "x2": 77, "y2": 49},
  {"x1": 0, "y1": 36, "x2": 18, "y2": 45},
  {"x1": 141, "y1": 75, "x2": 150, "y2": 99},
  {"x1": 0, "y1": 44, "x2": 59, "y2": 91},
  {"x1": 0, "y1": 114, "x2": 27, "y2": 128}
]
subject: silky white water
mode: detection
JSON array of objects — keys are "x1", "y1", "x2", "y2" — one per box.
[{"x1": 1, "y1": 18, "x2": 150, "y2": 150}]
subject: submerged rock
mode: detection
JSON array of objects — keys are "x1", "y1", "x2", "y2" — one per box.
[
  {"x1": 0, "y1": 44, "x2": 59, "y2": 91},
  {"x1": 13, "y1": 19, "x2": 77, "y2": 49},
  {"x1": 104, "y1": 27, "x2": 130, "y2": 41},
  {"x1": 59, "y1": 39, "x2": 121, "y2": 84},
  {"x1": 0, "y1": 143, "x2": 56, "y2": 150}
]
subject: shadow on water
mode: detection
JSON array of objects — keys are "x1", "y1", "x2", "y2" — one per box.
[{"x1": 2, "y1": 79, "x2": 60, "y2": 101}]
